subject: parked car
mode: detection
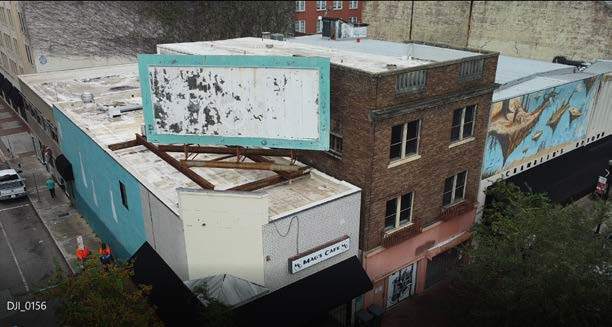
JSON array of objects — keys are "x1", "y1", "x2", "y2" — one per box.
[{"x1": 0, "y1": 167, "x2": 27, "y2": 200}]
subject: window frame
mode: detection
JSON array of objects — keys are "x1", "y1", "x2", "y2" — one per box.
[
  {"x1": 450, "y1": 105, "x2": 476, "y2": 143},
  {"x1": 316, "y1": 0, "x2": 327, "y2": 11},
  {"x1": 329, "y1": 131, "x2": 343, "y2": 157},
  {"x1": 294, "y1": 20, "x2": 305, "y2": 33},
  {"x1": 349, "y1": 0, "x2": 359, "y2": 9},
  {"x1": 332, "y1": 0, "x2": 342, "y2": 10},
  {"x1": 389, "y1": 120, "x2": 421, "y2": 162},
  {"x1": 385, "y1": 192, "x2": 414, "y2": 231},
  {"x1": 349, "y1": 16, "x2": 357, "y2": 24},
  {"x1": 119, "y1": 181, "x2": 129, "y2": 209},
  {"x1": 442, "y1": 171, "x2": 467, "y2": 207},
  {"x1": 295, "y1": 1, "x2": 305, "y2": 12}
]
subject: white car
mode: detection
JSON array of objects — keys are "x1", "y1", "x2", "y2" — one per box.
[{"x1": 0, "y1": 168, "x2": 27, "y2": 200}]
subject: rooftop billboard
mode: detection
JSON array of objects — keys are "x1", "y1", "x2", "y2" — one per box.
[{"x1": 138, "y1": 54, "x2": 330, "y2": 150}]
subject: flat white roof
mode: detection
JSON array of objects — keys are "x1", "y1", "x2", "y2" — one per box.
[
  {"x1": 20, "y1": 64, "x2": 358, "y2": 218},
  {"x1": 495, "y1": 55, "x2": 575, "y2": 86},
  {"x1": 157, "y1": 37, "x2": 484, "y2": 74}
]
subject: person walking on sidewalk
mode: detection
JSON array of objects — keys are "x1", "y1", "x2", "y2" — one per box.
[{"x1": 46, "y1": 177, "x2": 56, "y2": 199}]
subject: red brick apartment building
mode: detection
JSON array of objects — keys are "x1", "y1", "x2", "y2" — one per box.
[
  {"x1": 292, "y1": 36, "x2": 499, "y2": 311},
  {"x1": 294, "y1": 1, "x2": 363, "y2": 34}
]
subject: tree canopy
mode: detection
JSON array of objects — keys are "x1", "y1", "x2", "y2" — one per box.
[
  {"x1": 447, "y1": 182, "x2": 612, "y2": 327},
  {"x1": 46, "y1": 258, "x2": 162, "y2": 327}
]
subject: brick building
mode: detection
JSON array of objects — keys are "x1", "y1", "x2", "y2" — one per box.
[
  {"x1": 289, "y1": 35, "x2": 499, "y2": 310},
  {"x1": 157, "y1": 34, "x2": 499, "y2": 312},
  {"x1": 294, "y1": 1, "x2": 363, "y2": 34}
]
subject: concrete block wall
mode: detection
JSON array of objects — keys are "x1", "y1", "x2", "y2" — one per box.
[{"x1": 363, "y1": 1, "x2": 612, "y2": 62}]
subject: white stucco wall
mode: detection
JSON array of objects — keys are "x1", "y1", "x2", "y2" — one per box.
[
  {"x1": 262, "y1": 191, "x2": 361, "y2": 291},
  {"x1": 140, "y1": 188, "x2": 189, "y2": 280}
]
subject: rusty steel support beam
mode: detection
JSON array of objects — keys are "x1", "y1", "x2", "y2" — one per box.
[
  {"x1": 245, "y1": 154, "x2": 296, "y2": 179},
  {"x1": 134, "y1": 134, "x2": 215, "y2": 190},
  {"x1": 209, "y1": 154, "x2": 236, "y2": 162},
  {"x1": 158, "y1": 144, "x2": 294, "y2": 157},
  {"x1": 229, "y1": 169, "x2": 310, "y2": 191},
  {"x1": 181, "y1": 159, "x2": 302, "y2": 172},
  {"x1": 108, "y1": 139, "x2": 139, "y2": 151}
]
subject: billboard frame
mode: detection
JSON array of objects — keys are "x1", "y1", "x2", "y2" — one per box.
[{"x1": 138, "y1": 54, "x2": 330, "y2": 150}]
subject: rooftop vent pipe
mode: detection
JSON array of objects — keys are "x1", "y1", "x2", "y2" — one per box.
[
  {"x1": 552, "y1": 56, "x2": 588, "y2": 68},
  {"x1": 81, "y1": 92, "x2": 94, "y2": 103}
]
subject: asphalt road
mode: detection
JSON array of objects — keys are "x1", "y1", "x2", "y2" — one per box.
[{"x1": 0, "y1": 196, "x2": 68, "y2": 326}]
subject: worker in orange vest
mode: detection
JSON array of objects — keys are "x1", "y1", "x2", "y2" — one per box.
[
  {"x1": 76, "y1": 246, "x2": 90, "y2": 262},
  {"x1": 98, "y1": 242, "x2": 113, "y2": 265}
]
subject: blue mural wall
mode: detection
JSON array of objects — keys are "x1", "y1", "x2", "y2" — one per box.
[
  {"x1": 482, "y1": 76, "x2": 601, "y2": 178},
  {"x1": 54, "y1": 106, "x2": 146, "y2": 260}
]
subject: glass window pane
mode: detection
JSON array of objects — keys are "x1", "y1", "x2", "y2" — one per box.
[
  {"x1": 443, "y1": 191, "x2": 453, "y2": 206},
  {"x1": 452, "y1": 108, "x2": 463, "y2": 127},
  {"x1": 385, "y1": 198, "x2": 397, "y2": 229},
  {"x1": 464, "y1": 106, "x2": 475, "y2": 123},
  {"x1": 391, "y1": 124, "x2": 403, "y2": 144},
  {"x1": 401, "y1": 193, "x2": 412, "y2": 210},
  {"x1": 457, "y1": 171, "x2": 467, "y2": 187},
  {"x1": 451, "y1": 126, "x2": 460, "y2": 141},
  {"x1": 462, "y1": 121, "x2": 473, "y2": 138},
  {"x1": 399, "y1": 208, "x2": 411, "y2": 224},
  {"x1": 454, "y1": 184, "x2": 465, "y2": 201},
  {"x1": 444, "y1": 176, "x2": 454, "y2": 194},
  {"x1": 390, "y1": 144, "x2": 402, "y2": 160},
  {"x1": 406, "y1": 120, "x2": 419, "y2": 139},
  {"x1": 405, "y1": 139, "x2": 418, "y2": 155}
]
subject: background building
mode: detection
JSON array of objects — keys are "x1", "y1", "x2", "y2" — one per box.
[
  {"x1": 362, "y1": 1, "x2": 611, "y2": 62},
  {"x1": 294, "y1": 0, "x2": 363, "y2": 34}
]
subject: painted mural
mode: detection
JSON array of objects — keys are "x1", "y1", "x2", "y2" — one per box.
[{"x1": 482, "y1": 76, "x2": 601, "y2": 178}]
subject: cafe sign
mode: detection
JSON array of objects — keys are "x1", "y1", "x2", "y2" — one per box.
[{"x1": 288, "y1": 236, "x2": 350, "y2": 274}]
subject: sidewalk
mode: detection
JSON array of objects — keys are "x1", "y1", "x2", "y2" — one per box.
[
  {"x1": 381, "y1": 282, "x2": 452, "y2": 327},
  {"x1": 0, "y1": 101, "x2": 100, "y2": 274}
]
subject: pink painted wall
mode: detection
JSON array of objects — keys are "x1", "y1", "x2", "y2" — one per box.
[{"x1": 362, "y1": 209, "x2": 476, "y2": 308}]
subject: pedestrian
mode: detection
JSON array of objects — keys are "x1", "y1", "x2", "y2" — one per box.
[
  {"x1": 46, "y1": 177, "x2": 56, "y2": 198},
  {"x1": 98, "y1": 242, "x2": 113, "y2": 265}
]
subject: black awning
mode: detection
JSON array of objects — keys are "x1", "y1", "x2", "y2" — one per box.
[
  {"x1": 131, "y1": 242, "x2": 206, "y2": 327},
  {"x1": 506, "y1": 135, "x2": 612, "y2": 204},
  {"x1": 55, "y1": 154, "x2": 75, "y2": 182},
  {"x1": 234, "y1": 256, "x2": 373, "y2": 327}
]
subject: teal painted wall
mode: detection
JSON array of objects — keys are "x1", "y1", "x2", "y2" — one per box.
[{"x1": 54, "y1": 106, "x2": 146, "y2": 260}]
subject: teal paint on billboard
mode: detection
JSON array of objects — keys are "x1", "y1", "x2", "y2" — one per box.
[
  {"x1": 138, "y1": 54, "x2": 330, "y2": 150},
  {"x1": 54, "y1": 106, "x2": 147, "y2": 260}
]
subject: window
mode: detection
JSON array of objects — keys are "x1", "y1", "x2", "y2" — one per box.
[
  {"x1": 9, "y1": 59, "x2": 16, "y2": 74},
  {"x1": 0, "y1": 8, "x2": 5, "y2": 25},
  {"x1": 390, "y1": 120, "x2": 421, "y2": 161},
  {"x1": 385, "y1": 192, "x2": 413, "y2": 231},
  {"x1": 6, "y1": 8, "x2": 13, "y2": 28},
  {"x1": 4, "y1": 34, "x2": 10, "y2": 50},
  {"x1": 119, "y1": 181, "x2": 128, "y2": 209},
  {"x1": 316, "y1": 0, "x2": 327, "y2": 11},
  {"x1": 295, "y1": 1, "x2": 305, "y2": 12},
  {"x1": 294, "y1": 20, "x2": 305, "y2": 33},
  {"x1": 25, "y1": 45, "x2": 32, "y2": 64},
  {"x1": 333, "y1": 1, "x2": 342, "y2": 10},
  {"x1": 12, "y1": 37, "x2": 17, "y2": 54},
  {"x1": 443, "y1": 171, "x2": 467, "y2": 207},
  {"x1": 349, "y1": 0, "x2": 359, "y2": 9},
  {"x1": 459, "y1": 58, "x2": 484, "y2": 81},
  {"x1": 18, "y1": 11, "x2": 26, "y2": 33},
  {"x1": 18, "y1": 65, "x2": 22, "y2": 74},
  {"x1": 316, "y1": 19, "x2": 323, "y2": 33},
  {"x1": 0, "y1": 51, "x2": 5, "y2": 68},
  {"x1": 329, "y1": 118, "x2": 343, "y2": 156},
  {"x1": 349, "y1": 16, "x2": 358, "y2": 24},
  {"x1": 396, "y1": 70, "x2": 426, "y2": 94},
  {"x1": 450, "y1": 105, "x2": 476, "y2": 142}
]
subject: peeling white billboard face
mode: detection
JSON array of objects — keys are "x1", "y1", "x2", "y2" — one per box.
[{"x1": 139, "y1": 55, "x2": 330, "y2": 150}]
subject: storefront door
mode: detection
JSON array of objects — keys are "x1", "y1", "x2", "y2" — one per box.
[{"x1": 386, "y1": 262, "x2": 417, "y2": 308}]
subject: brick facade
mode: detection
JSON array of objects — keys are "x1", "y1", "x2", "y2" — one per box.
[
  {"x1": 294, "y1": 1, "x2": 364, "y2": 34},
  {"x1": 299, "y1": 48, "x2": 498, "y2": 251}
]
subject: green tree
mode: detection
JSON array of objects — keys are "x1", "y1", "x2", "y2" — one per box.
[
  {"x1": 46, "y1": 257, "x2": 163, "y2": 327},
  {"x1": 447, "y1": 182, "x2": 612, "y2": 327}
]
